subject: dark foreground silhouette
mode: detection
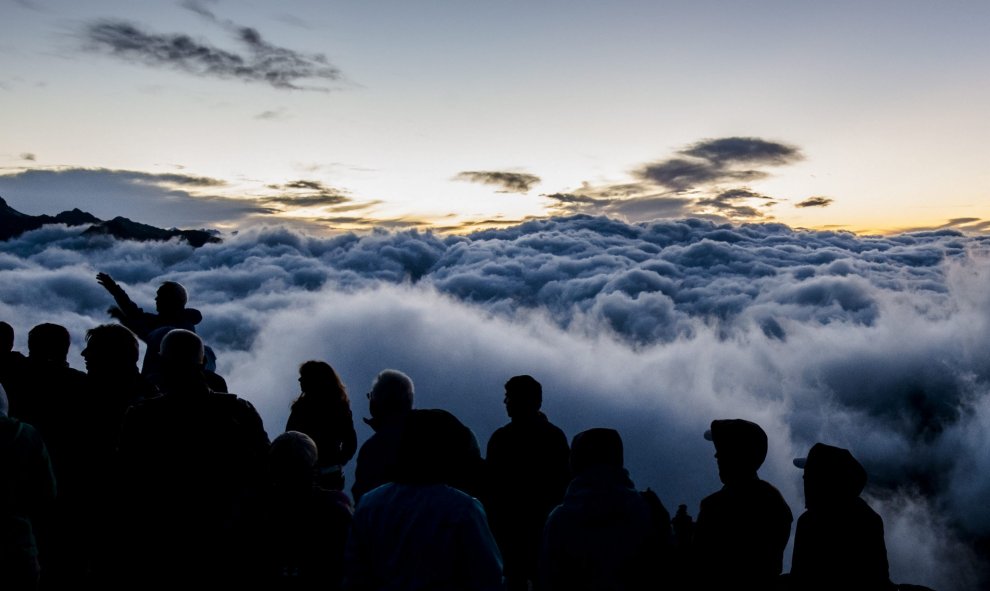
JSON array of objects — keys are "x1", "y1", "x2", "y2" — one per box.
[{"x1": 0, "y1": 287, "x2": 948, "y2": 591}]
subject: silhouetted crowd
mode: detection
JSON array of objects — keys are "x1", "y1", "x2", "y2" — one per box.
[{"x1": 0, "y1": 275, "x2": 937, "y2": 591}]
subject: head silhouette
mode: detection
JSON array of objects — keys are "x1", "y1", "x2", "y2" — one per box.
[
  {"x1": 159, "y1": 329, "x2": 205, "y2": 387},
  {"x1": 299, "y1": 360, "x2": 349, "y2": 403},
  {"x1": 504, "y1": 374, "x2": 542, "y2": 419},
  {"x1": 155, "y1": 281, "x2": 188, "y2": 315},
  {"x1": 82, "y1": 323, "x2": 139, "y2": 375},
  {"x1": 0, "y1": 321, "x2": 13, "y2": 353},
  {"x1": 799, "y1": 443, "x2": 867, "y2": 510},
  {"x1": 706, "y1": 419, "x2": 768, "y2": 485},
  {"x1": 270, "y1": 430, "x2": 319, "y2": 487},
  {"x1": 570, "y1": 428, "x2": 624, "y2": 476},
  {"x1": 394, "y1": 409, "x2": 467, "y2": 485},
  {"x1": 368, "y1": 369, "x2": 414, "y2": 420},
  {"x1": 27, "y1": 323, "x2": 71, "y2": 364}
]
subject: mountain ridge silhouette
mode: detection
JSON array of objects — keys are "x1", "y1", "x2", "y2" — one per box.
[{"x1": 0, "y1": 196, "x2": 220, "y2": 247}]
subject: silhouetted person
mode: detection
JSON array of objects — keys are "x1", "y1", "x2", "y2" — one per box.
[
  {"x1": 79, "y1": 324, "x2": 157, "y2": 585},
  {"x1": 540, "y1": 428, "x2": 669, "y2": 591},
  {"x1": 247, "y1": 431, "x2": 353, "y2": 591},
  {"x1": 351, "y1": 369, "x2": 414, "y2": 505},
  {"x1": 352, "y1": 369, "x2": 485, "y2": 505},
  {"x1": 0, "y1": 321, "x2": 27, "y2": 395},
  {"x1": 692, "y1": 419, "x2": 793, "y2": 591},
  {"x1": 485, "y1": 374, "x2": 570, "y2": 591},
  {"x1": 670, "y1": 504, "x2": 695, "y2": 589},
  {"x1": 0, "y1": 385, "x2": 57, "y2": 591},
  {"x1": 5, "y1": 324, "x2": 88, "y2": 590},
  {"x1": 788, "y1": 443, "x2": 894, "y2": 591},
  {"x1": 96, "y1": 272, "x2": 202, "y2": 383},
  {"x1": 81, "y1": 324, "x2": 157, "y2": 457},
  {"x1": 344, "y1": 409, "x2": 503, "y2": 591},
  {"x1": 116, "y1": 329, "x2": 269, "y2": 589},
  {"x1": 286, "y1": 361, "x2": 358, "y2": 490}
]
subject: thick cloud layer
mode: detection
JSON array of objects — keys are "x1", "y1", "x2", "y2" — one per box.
[{"x1": 1, "y1": 215, "x2": 988, "y2": 589}]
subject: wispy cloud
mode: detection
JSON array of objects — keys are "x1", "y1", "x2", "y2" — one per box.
[
  {"x1": 696, "y1": 188, "x2": 775, "y2": 219},
  {"x1": 254, "y1": 108, "x2": 287, "y2": 120},
  {"x1": 454, "y1": 171, "x2": 541, "y2": 193},
  {"x1": 263, "y1": 179, "x2": 353, "y2": 208},
  {"x1": 82, "y1": 8, "x2": 342, "y2": 91},
  {"x1": 795, "y1": 196, "x2": 834, "y2": 208}
]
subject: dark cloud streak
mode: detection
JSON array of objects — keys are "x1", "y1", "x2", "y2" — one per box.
[
  {"x1": 796, "y1": 196, "x2": 834, "y2": 208},
  {"x1": 454, "y1": 171, "x2": 541, "y2": 193},
  {"x1": 83, "y1": 17, "x2": 341, "y2": 90}
]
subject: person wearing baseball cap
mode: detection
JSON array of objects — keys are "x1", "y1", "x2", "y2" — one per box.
[
  {"x1": 692, "y1": 419, "x2": 793, "y2": 590},
  {"x1": 788, "y1": 443, "x2": 893, "y2": 591}
]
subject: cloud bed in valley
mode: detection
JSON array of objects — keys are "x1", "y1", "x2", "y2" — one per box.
[{"x1": 1, "y1": 216, "x2": 989, "y2": 589}]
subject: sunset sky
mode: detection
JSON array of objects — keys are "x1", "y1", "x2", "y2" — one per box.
[{"x1": 2, "y1": 0, "x2": 988, "y2": 234}]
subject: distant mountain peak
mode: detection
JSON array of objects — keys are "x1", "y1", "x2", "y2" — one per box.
[{"x1": 0, "y1": 196, "x2": 221, "y2": 246}]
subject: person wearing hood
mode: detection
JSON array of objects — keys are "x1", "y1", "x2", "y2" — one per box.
[
  {"x1": 692, "y1": 418, "x2": 793, "y2": 591},
  {"x1": 485, "y1": 375, "x2": 570, "y2": 591},
  {"x1": 540, "y1": 428, "x2": 669, "y2": 591},
  {"x1": 788, "y1": 443, "x2": 894, "y2": 591}
]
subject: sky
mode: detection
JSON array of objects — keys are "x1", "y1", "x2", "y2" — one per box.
[
  {"x1": 3, "y1": 2, "x2": 990, "y2": 588},
  {"x1": 1, "y1": 0, "x2": 989, "y2": 235}
]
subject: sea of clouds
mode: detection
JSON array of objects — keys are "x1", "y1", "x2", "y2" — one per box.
[{"x1": 1, "y1": 215, "x2": 988, "y2": 589}]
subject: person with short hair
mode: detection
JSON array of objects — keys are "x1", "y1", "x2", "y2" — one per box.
[
  {"x1": 5, "y1": 323, "x2": 89, "y2": 587},
  {"x1": 248, "y1": 431, "x2": 353, "y2": 591},
  {"x1": 540, "y1": 428, "x2": 668, "y2": 591},
  {"x1": 351, "y1": 369, "x2": 484, "y2": 505},
  {"x1": 0, "y1": 321, "x2": 27, "y2": 395},
  {"x1": 96, "y1": 273, "x2": 204, "y2": 383},
  {"x1": 344, "y1": 409, "x2": 503, "y2": 591},
  {"x1": 485, "y1": 375, "x2": 570, "y2": 591},
  {"x1": 116, "y1": 329, "x2": 269, "y2": 589},
  {"x1": 350, "y1": 369, "x2": 415, "y2": 504}
]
